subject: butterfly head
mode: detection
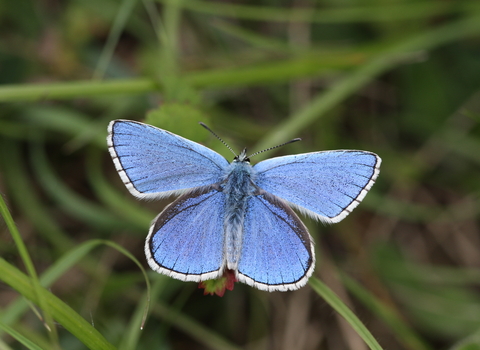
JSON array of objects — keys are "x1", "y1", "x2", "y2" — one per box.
[
  {"x1": 233, "y1": 148, "x2": 250, "y2": 163},
  {"x1": 199, "y1": 122, "x2": 301, "y2": 164}
]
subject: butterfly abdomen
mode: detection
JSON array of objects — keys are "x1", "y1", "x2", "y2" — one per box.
[{"x1": 222, "y1": 161, "x2": 257, "y2": 271}]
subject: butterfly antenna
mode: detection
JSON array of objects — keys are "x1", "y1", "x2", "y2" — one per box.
[
  {"x1": 199, "y1": 122, "x2": 237, "y2": 157},
  {"x1": 248, "y1": 138, "x2": 302, "y2": 158}
]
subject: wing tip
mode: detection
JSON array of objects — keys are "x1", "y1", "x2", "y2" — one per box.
[
  {"x1": 327, "y1": 152, "x2": 381, "y2": 223},
  {"x1": 107, "y1": 137, "x2": 146, "y2": 198}
]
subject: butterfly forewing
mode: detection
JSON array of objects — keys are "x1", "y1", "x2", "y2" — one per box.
[
  {"x1": 145, "y1": 186, "x2": 226, "y2": 282},
  {"x1": 237, "y1": 192, "x2": 315, "y2": 292},
  {"x1": 107, "y1": 120, "x2": 229, "y2": 199},
  {"x1": 254, "y1": 150, "x2": 381, "y2": 223}
]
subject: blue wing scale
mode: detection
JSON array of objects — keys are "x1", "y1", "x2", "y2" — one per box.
[
  {"x1": 237, "y1": 192, "x2": 314, "y2": 292},
  {"x1": 107, "y1": 120, "x2": 229, "y2": 199},
  {"x1": 145, "y1": 186, "x2": 226, "y2": 281},
  {"x1": 254, "y1": 150, "x2": 381, "y2": 223}
]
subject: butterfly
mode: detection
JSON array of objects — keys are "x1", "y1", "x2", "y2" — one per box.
[{"x1": 107, "y1": 120, "x2": 381, "y2": 292}]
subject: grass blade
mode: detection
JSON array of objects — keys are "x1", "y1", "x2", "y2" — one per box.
[
  {"x1": 0, "y1": 322, "x2": 45, "y2": 350},
  {"x1": 309, "y1": 277, "x2": 383, "y2": 350},
  {"x1": 0, "y1": 257, "x2": 117, "y2": 350}
]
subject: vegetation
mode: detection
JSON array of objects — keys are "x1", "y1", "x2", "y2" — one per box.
[{"x1": 1, "y1": 0, "x2": 480, "y2": 349}]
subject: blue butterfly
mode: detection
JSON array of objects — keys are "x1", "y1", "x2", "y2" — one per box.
[{"x1": 107, "y1": 120, "x2": 381, "y2": 292}]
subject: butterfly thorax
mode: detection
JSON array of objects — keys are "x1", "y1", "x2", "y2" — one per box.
[{"x1": 221, "y1": 151, "x2": 258, "y2": 271}]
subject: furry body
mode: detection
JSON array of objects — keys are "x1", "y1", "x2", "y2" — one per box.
[{"x1": 221, "y1": 151, "x2": 257, "y2": 270}]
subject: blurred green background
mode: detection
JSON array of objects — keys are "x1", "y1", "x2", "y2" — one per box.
[{"x1": 1, "y1": 0, "x2": 480, "y2": 349}]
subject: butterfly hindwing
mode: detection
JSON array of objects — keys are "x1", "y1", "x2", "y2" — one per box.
[
  {"x1": 254, "y1": 150, "x2": 381, "y2": 223},
  {"x1": 107, "y1": 120, "x2": 229, "y2": 199},
  {"x1": 145, "y1": 186, "x2": 226, "y2": 281},
  {"x1": 237, "y1": 192, "x2": 315, "y2": 292}
]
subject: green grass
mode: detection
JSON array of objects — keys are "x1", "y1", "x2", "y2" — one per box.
[{"x1": 1, "y1": 0, "x2": 480, "y2": 349}]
